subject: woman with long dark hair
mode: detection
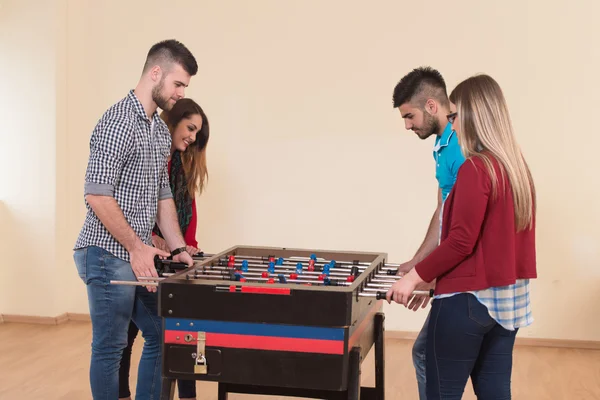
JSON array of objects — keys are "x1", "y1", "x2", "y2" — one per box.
[{"x1": 119, "y1": 98, "x2": 210, "y2": 400}]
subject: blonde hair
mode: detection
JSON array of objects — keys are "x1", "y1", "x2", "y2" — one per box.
[
  {"x1": 160, "y1": 99, "x2": 209, "y2": 197},
  {"x1": 449, "y1": 74, "x2": 535, "y2": 231}
]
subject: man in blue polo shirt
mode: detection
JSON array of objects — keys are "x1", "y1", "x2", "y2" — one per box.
[{"x1": 392, "y1": 66, "x2": 465, "y2": 400}]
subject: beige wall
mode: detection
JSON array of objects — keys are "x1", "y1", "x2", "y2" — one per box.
[
  {"x1": 1, "y1": 0, "x2": 599, "y2": 341},
  {"x1": 0, "y1": 0, "x2": 64, "y2": 316}
]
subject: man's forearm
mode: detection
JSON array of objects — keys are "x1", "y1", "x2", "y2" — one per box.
[
  {"x1": 86, "y1": 194, "x2": 143, "y2": 252},
  {"x1": 156, "y1": 198, "x2": 187, "y2": 251},
  {"x1": 412, "y1": 205, "x2": 441, "y2": 263}
]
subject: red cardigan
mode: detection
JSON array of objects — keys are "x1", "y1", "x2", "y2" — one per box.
[
  {"x1": 186, "y1": 200, "x2": 198, "y2": 248},
  {"x1": 414, "y1": 155, "x2": 537, "y2": 295}
]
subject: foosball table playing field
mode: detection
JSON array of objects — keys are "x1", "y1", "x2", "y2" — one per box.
[{"x1": 114, "y1": 245, "x2": 433, "y2": 400}]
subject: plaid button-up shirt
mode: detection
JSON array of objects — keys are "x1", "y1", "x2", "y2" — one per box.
[{"x1": 75, "y1": 90, "x2": 173, "y2": 261}]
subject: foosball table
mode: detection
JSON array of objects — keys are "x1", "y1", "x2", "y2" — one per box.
[{"x1": 124, "y1": 245, "x2": 432, "y2": 400}]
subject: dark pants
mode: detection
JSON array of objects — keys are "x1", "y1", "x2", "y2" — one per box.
[
  {"x1": 426, "y1": 293, "x2": 518, "y2": 400},
  {"x1": 119, "y1": 320, "x2": 197, "y2": 399}
]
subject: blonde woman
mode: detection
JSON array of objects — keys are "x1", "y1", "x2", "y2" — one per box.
[{"x1": 387, "y1": 74, "x2": 537, "y2": 399}]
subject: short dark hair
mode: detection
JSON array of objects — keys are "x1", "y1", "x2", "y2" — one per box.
[
  {"x1": 392, "y1": 66, "x2": 448, "y2": 108},
  {"x1": 143, "y1": 39, "x2": 198, "y2": 76}
]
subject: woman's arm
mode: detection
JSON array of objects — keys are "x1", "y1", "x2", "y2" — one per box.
[{"x1": 414, "y1": 159, "x2": 491, "y2": 282}]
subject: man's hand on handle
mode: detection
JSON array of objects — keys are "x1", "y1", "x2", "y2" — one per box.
[
  {"x1": 129, "y1": 243, "x2": 170, "y2": 292},
  {"x1": 173, "y1": 250, "x2": 194, "y2": 267}
]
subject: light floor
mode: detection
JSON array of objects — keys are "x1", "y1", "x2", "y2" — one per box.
[{"x1": 0, "y1": 321, "x2": 599, "y2": 399}]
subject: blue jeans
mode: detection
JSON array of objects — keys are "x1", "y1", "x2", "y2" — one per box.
[
  {"x1": 426, "y1": 293, "x2": 518, "y2": 399},
  {"x1": 74, "y1": 246, "x2": 163, "y2": 400},
  {"x1": 413, "y1": 311, "x2": 429, "y2": 400},
  {"x1": 120, "y1": 320, "x2": 196, "y2": 399}
]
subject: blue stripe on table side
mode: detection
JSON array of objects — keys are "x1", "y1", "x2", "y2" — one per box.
[{"x1": 165, "y1": 319, "x2": 345, "y2": 341}]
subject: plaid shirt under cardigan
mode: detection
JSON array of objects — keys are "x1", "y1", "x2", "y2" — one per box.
[
  {"x1": 74, "y1": 90, "x2": 173, "y2": 261},
  {"x1": 435, "y1": 281, "x2": 533, "y2": 331},
  {"x1": 434, "y1": 202, "x2": 534, "y2": 331}
]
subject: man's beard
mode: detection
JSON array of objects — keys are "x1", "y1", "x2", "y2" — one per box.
[
  {"x1": 151, "y1": 77, "x2": 172, "y2": 111},
  {"x1": 417, "y1": 112, "x2": 440, "y2": 140}
]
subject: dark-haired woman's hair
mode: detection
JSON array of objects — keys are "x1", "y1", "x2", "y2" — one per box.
[{"x1": 161, "y1": 98, "x2": 209, "y2": 197}]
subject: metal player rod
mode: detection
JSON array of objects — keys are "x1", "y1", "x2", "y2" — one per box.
[
  {"x1": 127, "y1": 275, "x2": 392, "y2": 288},
  {"x1": 223, "y1": 254, "x2": 373, "y2": 267},
  {"x1": 363, "y1": 287, "x2": 428, "y2": 293},
  {"x1": 207, "y1": 263, "x2": 398, "y2": 280},
  {"x1": 237, "y1": 260, "x2": 371, "y2": 270},
  {"x1": 290, "y1": 258, "x2": 403, "y2": 270},
  {"x1": 192, "y1": 264, "x2": 340, "y2": 275},
  {"x1": 192, "y1": 265, "x2": 355, "y2": 278},
  {"x1": 375, "y1": 273, "x2": 402, "y2": 279},
  {"x1": 215, "y1": 254, "x2": 404, "y2": 270},
  {"x1": 185, "y1": 271, "x2": 350, "y2": 285},
  {"x1": 164, "y1": 265, "x2": 397, "y2": 284},
  {"x1": 234, "y1": 258, "x2": 400, "y2": 272},
  {"x1": 245, "y1": 280, "x2": 402, "y2": 288},
  {"x1": 187, "y1": 271, "x2": 345, "y2": 282},
  {"x1": 366, "y1": 283, "x2": 398, "y2": 288},
  {"x1": 359, "y1": 289, "x2": 433, "y2": 299},
  {"x1": 189, "y1": 274, "x2": 345, "y2": 285},
  {"x1": 363, "y1": 287, "x2": 393, "y2": 292},
  {"x1": 363, "y1": 287, "x2": 383, "y2": 292},
  {"x1": 192, "y1": 253, "x2": 214, "y2": 258},
  {"x1": 216, "y1": 260, "x2": 369, "y2": 273},
  {"x1": 155, "y1": 259, "x2": 356, "y2": 275},
  {"x1": 193, "y1": 262, "x2": 362, "y2": 275},
  {"x1": 157, "y1": 257, "x2": 210, "y2": 266},
  {"x1": 110, "y1": 280, "x2": 159, "y2": 287},
  {"x1": 213, "y1": 259, "x2": 400, "y2": 277},
  {"x1": 159, "y1": 259, "x2": 204, "y2": 266},
  {"x1": 191, "y1": 269, "x2": 349, "y2": 281},
  {"x1": 365, "y1": 282, "x2": 431, "y2": 291},
  {"x1": 202, "y1": 274, "x2": 352, "y2": 286},
  {"x1": 382, "y1": 262, "x2": 402, "y2": 268},
  {"x1": 187, "y1": 265, "x2": 403, "y2": 284},
  {"x1": 159, "y1": 253, "x2": 212, "y2": 267},
  {"x1": 370, "y1": 278, "x2": 401, "y2": 284}
]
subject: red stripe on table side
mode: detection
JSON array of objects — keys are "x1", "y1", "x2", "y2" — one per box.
[
  {"x1": 165, "y1": 330, "x2": 197, "y2": 345},
  {"x1": 164, "y1": 331, "x2": 344, "y2": 355},
  {"x1": 211, "y1": 333, "x2": 344, "y2": 354},
  {"x1": 348, "y1": 299, "x2": 383, "y2": 350},
  {"x1": 240, "y1": 286, "x2": 291, "y2": 295}
]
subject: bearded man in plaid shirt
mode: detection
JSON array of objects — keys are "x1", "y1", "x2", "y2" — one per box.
[{"x1": 74, "y1": 39, "x2": 197, "y2": 400}]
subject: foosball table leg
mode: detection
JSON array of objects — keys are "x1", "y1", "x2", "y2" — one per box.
[
  {"x1": 356, "y1": 312, "x2": 385, "y2": 400},
  {"x1": 218, "y1": 382, "x2": 229, "y2": 400},
  {"x1": 374, "y1": 312, "x2": 385, "y2": 400},
  {"x1": 160, "y1": 377, "x2": 175, "y2": 400},
  {"x1": 347, "y1": 347, "x2": 361, "y2": 400}
]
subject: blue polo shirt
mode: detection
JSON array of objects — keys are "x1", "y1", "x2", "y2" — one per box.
[{"x1": 433, "y1": 122, "x2": 465, "y2": 202}]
